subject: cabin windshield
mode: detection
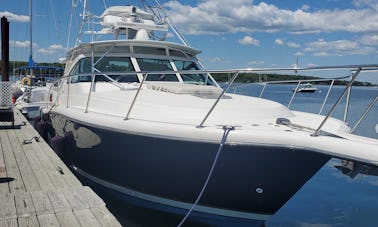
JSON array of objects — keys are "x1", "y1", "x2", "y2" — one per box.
[
  {"x1": 69, "y1": 57, "x2": 139, "y2": 83},
  {"x1": 173, "y1": 60, "x2": 215, "y2": 85},
  {"x1": 136, "y1": 58, "x2": 178, "y2": 82}
]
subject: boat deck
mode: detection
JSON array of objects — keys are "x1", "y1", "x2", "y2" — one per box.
[{"x1": 0, "y1": 108, "x2": 121, "y2": 226}]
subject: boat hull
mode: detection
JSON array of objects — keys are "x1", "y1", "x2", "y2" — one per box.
[{"x1": 46, "y1": 112, "x2": 330, "y2": 222}]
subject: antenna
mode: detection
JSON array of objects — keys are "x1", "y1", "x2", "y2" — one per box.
[
  {"x1": 75, "y1": 0, "x2": 89, "y2": 46},
  {"x1": 153, "y1": 0, "x2": 190, "y2": 47}
]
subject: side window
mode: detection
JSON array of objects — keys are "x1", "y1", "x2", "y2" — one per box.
[{"x1": 69, "y1": 61, "x2": 80, "y2": 83}]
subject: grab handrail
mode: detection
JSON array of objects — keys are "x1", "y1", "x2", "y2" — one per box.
[
  {"x1": 50, "y1": 65, "x2": 377, "y2": 137},
  {"x1": 350, "y1": 95, "x2": 378, "y2": 133},
  {"x1": 124, "y1": 73, "x2": 149, "y2": 120},
  {"x1": 197, "y1": 71, "x2": 239, "y2": 128},
  {"x1": 312, "y1": 68, "x2": 361, "y2": 136}
]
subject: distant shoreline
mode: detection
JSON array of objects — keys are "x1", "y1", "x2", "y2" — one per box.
[{"x1": 3, "y1": 61, "x2": 376, "y2": 86}]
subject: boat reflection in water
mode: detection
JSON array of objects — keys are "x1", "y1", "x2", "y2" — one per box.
[{"x1": 41, "y1": 1, "x2": 378, "y2": 226}]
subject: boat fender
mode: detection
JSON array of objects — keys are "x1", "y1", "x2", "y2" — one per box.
[
  {"x1": 11, "y1": 88, "x2": 23, "y2": 103},
  {"x1": 33, "y1": 116, "x2": 41, "y2": 128},
  {"x1": 51, "y1": 135, "x2": 65, "y2": 155},
  {"x1": 35, "y1": 120, "x2": 46, "y2": 135},
  {"x1": 21, "y1": 77, "x2": 31, "y2": 86}
]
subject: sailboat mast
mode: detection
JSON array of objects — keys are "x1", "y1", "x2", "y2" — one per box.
[{"x1": 28, "y1": 0, "x2": 34, "y2": 75}]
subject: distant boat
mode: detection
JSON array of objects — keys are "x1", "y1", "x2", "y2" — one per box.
[
  {"x1": 12, "y1": 0, "x2": 63, "y2": 119},
  {"x1": 292, "y1": 83, "x2": 318, "y2": 93}
]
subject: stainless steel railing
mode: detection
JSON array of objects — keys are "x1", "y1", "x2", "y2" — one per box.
[{"x1": 48, "y1": 64, "x2": 378, "y2": 136}]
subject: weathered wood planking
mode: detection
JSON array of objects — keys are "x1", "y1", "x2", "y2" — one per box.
[
  {"x1": 0, "y1": 108, "x2": 121, "y2": 226},
  {"x1": 13, "y1": 111, "x2": 82, "y2": 188}
]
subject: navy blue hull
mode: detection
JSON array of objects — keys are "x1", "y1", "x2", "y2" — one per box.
[{"x1": 47, "y1": 112, "x2": 330, "y2": 221}]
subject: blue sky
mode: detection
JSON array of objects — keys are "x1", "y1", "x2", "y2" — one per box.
[{"x1": 1, "y1": 0, "x2": 378, "y2": 82}]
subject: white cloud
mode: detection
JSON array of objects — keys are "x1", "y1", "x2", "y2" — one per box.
[
  {"x1": 275, "y1": 38, "x2": 284, "y2": 45},
  {"x1": 164, "y1": 0, "x2": 378, "y2": 34},
  {"x1": 248, "y1": 60, "x2": 265, "y2": 65},
  {"x1": 10, "y1": 40, "x2": 37, "y2": 48},
  {"x1": 307, "y1": 63, "x2": 317, "y2": 67},
  {"x1": 313, "y1": 52, "x2": 330, "y2": 56},
  {"x1": 207, "y1": 57, "x2": 230, "y2": 63},
  {"x1": 166, "y1": 32, "x2": 175, "y2": 38},
  {"x1": 238, "y1": 36, "x2": 260, "y2": 46},
  {"x1": 360, "y1": 34, "x2": 378, "y2": 46},
  {"x1": 37, "y1": 44, "x2": 65, "y2": 55},
  {"x1": 304, "y1": 38, "x2": 376, "y2": 56},
  {"x1": 275, "y1": 39, "x2": 300, "y2": 48},
  {"x1": 300, "y1": 5, "x2": 310, "y2": 11},
  {"x1": 287, "y1": 42, "x2": 300, "y2": 48},
  {"x1": 294, "y1": 52, "x2": 304, "y2": 56},
  {"x1": 354, "y1": 0, "x2": 378, "y2": 10},
  {"x1": 48, "y1": 44, "x2": 64, "y2": 50},
  {"x1": 0, "y1": 11, "x2": 29, "y2": 22}
]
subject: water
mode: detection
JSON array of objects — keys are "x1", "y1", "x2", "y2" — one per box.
[
  {"x1": 239, "y1": 84, "x2": 378, "y2": 227},
  {"x1": 68, "y1": 84, "x2": 378, "y2": 226}
]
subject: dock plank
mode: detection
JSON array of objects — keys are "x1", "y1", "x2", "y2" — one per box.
[
  {"x1": 0, "y1": 131, "x2": 25, "y2": 193},
  {"x1": 13, "y1": 112, "x2": 82, "y2": 188},
  {"x1": 11, "y1": 125, "x2": 68, "y2": 189},
  {"x1": 12, "y1": 129, "x2": 55, "y2": 190},
  {"x1": 61, "y1": 187, "x2": 89, "y2": 210},
  {"x1": 0, "y1": 193, "x2": 16, "y2": 220},
  {"x1": 37, "y1": 213, "x2": 60, "y2": 227},
  {"x1": 0, "y1": 136, "x2": 10, "y2": 194},
  {"x1": 74, "y1": 209, "x2": 102, "y2": 227},
  {"x1": 91, "y1": 206, "x2": 122, "y2": 227},
  {"x1": 14, "y1": 191, "x2": 36, "y2": 218},
  {"x1": 0, "y1": 109, "x2": 121, "y2": 227},
  {"x1": 30, "y1": 190, "x2": 54, "y2": 215},
  {"x1": 0, "y1": 218, "x2": 18, "y2": 227},
  {"x1": 7, "y1": 130, "x2": 41, "y2": 192},
  {"x1": 46, "y1": 189, "x2": 72, "y2": 213},
  {"x1": 18, "y1": 215, "x2": 39, "y2": 227},
  {"x1": 55, "y1": 211, "x2": 81, "y2": 227},
  {"x1": 78, "y1": 186, "x2": 106, "y2": 208}
]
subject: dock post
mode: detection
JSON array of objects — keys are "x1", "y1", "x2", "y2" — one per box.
[{"x1": 1, "y1": 16, "x2": 10, "y2": 81}]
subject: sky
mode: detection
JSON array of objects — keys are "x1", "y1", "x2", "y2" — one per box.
[{"x1": 1, "y1": 0, "x2": 378, "y2": 82}]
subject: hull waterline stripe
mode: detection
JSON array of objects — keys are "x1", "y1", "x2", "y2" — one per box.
[{"x1": 73, "y1": 165, "x2": 271, "y2": 221}]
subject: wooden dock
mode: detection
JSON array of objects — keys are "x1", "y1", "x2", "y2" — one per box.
[{"x1": 0, "y1": 108, "x2": 121, "y2": 226}]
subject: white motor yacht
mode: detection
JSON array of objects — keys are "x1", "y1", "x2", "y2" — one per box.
[{"x1": 42, "y1": 1, "x2": 378, "y2": 226}]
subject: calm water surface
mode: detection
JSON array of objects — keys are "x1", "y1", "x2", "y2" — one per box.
[{"x1": 241, "y1": 84, "x2": 378, "y2": 227}]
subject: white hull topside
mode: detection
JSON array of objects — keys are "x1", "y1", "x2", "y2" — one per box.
[{"x1": 51, "y1": 82, "x2": 378, "y2": 166}]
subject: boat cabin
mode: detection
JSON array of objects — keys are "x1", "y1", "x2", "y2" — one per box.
[{"x1": 65, "y1": 41, "x2": 218, "y2": 87}]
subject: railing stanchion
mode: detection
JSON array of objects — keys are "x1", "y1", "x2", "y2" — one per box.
[
  {"x1": 85, "y1": 44, "x2": 95, "y2": 113},
  {"x1": 344, "y1": 75, "x2": 353, "y2": 122},
  {"x1": 67, "y1": 74, "x2": 71, "y2": 108},
  {"x1": 197, "y1": 71, "x2": 239, "y2": 128},
  {"x1": 124, "y1": 73, "x2": 149, "y2": 120},
  {"x1": 319, "y1": 79, "x2": 334, "y2": 114},
  {"x1": 288, "y1": 81, "x2": 301, "y2": 109},
  {"x1": 312, "y1": 68, "x2": 361, "y2": 136},
  {"x1": 350, "y1": 95, "x2": 378, "y2": 133},
  {"x1": 259, "y1": 83, "x2": 267, "y2": 98}
]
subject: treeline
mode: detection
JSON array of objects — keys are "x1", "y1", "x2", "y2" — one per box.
[
  {"x1": 1, "y1": 61, "x2": 65, "y2": 72},
  {"x1": 211, "y1": 72, "x2": 376, "y2": 86},
  {"x1": 2, "y1": 61, "x2": 375, "y2": 86}
]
